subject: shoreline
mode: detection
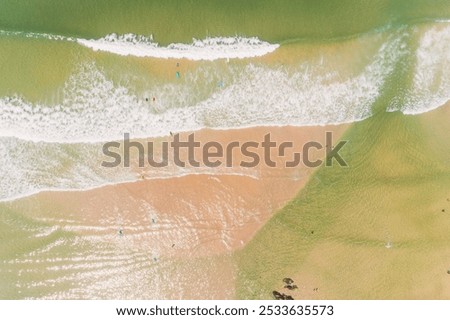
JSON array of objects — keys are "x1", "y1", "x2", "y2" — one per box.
[
  {"x1": 1, "y1": 124, "x2": 348, "y2": 202},
  {"x1": 2, "y1": 124, "x2": 348, "y2": 297}
]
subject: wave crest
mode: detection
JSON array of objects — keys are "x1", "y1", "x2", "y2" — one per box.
[{"x1": 77, "y1": 33, "x2": 279, "y2": 60}]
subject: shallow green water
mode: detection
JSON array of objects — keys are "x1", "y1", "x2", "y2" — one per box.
[
  {"x1": 1, "y1": 0, "x2": 450, "y2": 44},
  {"x1": 235, "y1": 106, "x2": 450, "y2": 299}
]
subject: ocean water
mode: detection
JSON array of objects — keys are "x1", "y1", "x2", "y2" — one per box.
[
  {"x1": 0, "y1": 18, "x2": 449, "y2": 200},
  {"x1": 0, "y1": 0, "x2": 450, "y2": 299}
]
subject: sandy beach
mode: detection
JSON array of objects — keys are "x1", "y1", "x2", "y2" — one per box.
[
  {"x1": 2, "y1": 124, "x2": 347, "y2": 298},
  {"x1": 1, "y1": 1, "x2": 450, "y2": 302}
]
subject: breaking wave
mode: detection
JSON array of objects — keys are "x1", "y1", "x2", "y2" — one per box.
[
  {"x1": 77, "y1": 33, "x2": 279, "y2": 60},
  {"x1": 0, "y1": 30, "x2": 405, "y2": 143},
  {"x1": 0, "y1": 21, "x2": 449, "y2": 201},
  {"x1": 0, "y1": 30, "x2": 278, "y2": 60}
]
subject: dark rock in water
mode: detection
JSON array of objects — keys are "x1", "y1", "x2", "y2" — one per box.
[
  {"x1": 283, "y1": 277, "x2": 294, "y2": 285},
  {"x1": 273, "y1": 291, "x2": 284, "y2": 300},
  {"x1": 273, "y1": 290, "x2": 294, "y2": 300},
  {"x1": 284, "y1": 284, "x2": 298, "y2": 290}
]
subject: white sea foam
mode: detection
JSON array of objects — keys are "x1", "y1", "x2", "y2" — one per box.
[
  {"x1": 0, "y1": 29, "x2": 74, "y2": 41},
  {"x1": 0, "y1": 30, "x2": 403, "y2": 144},
  {"x1": 1, "y1": 23, "x2": 449, "y2": 202},
  {"x1": 0, "y1": 31, "x2": 401, "y2": 201},
  {"x1": 0, "y1": 29, "x2": 278, "y2": 60},
  {"x1": 0, "y1": 137, "x2": 135, "y2": 201},
  {"x1": 77, "y1": 33, "x2": 279, "y2": 60},
  {"x1": 0, "y1": 135, "x2": 259, "y2": 201},
  {"x1": 388, "y1": 24, "x2": 450, "y2": 114}
]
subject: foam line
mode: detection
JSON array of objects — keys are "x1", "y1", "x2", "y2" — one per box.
[
  {"x1": 77, "y1": 34, "x2": 280, "y2": 60},
  {"x1": 0, "y1": 29, "x2": 279, "y2": 60}
]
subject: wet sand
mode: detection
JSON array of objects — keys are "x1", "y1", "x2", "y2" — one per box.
[{"x1": 2, "y1": 124, "x2": 347, "y2": 299}]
